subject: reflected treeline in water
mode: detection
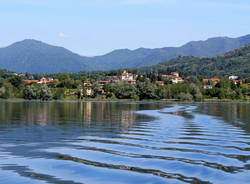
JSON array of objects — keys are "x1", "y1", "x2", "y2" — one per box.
[
  {"x1": 196, "y1": 103, "x2": 250, "y2": 133},
  {"x1": 0, "y1": 101, "x2": 163, "y2": 126},
  {"x1": 0, "y1": 102, "x2": 249, "y2": 184}
]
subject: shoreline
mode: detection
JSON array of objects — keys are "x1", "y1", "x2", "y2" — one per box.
[{"x1": 0, "y1": 98, "x2": 249, "y2": 103}]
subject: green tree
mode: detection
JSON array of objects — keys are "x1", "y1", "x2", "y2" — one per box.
[
  {"x1": 59, "y1": 73, "x2": 70, "y2": 81},
  {"x1": 53, "y1": 88, "x2": 66, "y2": 100},
  {"x1": 111, "y1": 83, "x2": 138, "y2": 99},
  {"x1": 178, "y1": 92, "x2": 193, "y2": 101},
  {"x1": 189, "y1": 83, "x2": 202, "y2": 101},
  {"x1": 245, "y1": 77, "x2": 250, "y2": 83},
  {"x1": 23, "y1": 85, "x2": 39, "y2": 100},
  {"x1": 8, "y1": 76, "x2": 23, "y2": 89},
  {"x1": 137, "y1": 82, "x2": 158, "y2": 100},
  {"x1": 39, "y1": 85, "x2": 52, "y2": 101}
]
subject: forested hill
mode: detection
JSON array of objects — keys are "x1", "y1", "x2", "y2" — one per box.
[
  {"x1": 0, "y1": 34, "x2": 250, "y2": 73},
  {"x1": 90, "y1": 34, "x2": 250, "y2": 70},
  {"x1": 0, "y1": 40, "x2": 95, "y2": 74},
  {"x1": 140, "y1": 44, "x2": 250, "y2": 78}
]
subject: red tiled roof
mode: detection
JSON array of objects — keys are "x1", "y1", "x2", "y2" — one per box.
[
  {"x1": 210, "y1": 78, "x2": 220, "y2": 82},
  {"x1": 24, "y1": 80, "x2": 39, "y2": 84}
]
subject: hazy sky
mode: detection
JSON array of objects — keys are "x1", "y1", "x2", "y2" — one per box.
[{"x1": 0, "y1": 0, "x2": 250, "y2": 56}]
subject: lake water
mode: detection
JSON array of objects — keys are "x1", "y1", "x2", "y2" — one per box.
[{"x1": 0, "y1": 101, "x2": 249, "y2": 184}]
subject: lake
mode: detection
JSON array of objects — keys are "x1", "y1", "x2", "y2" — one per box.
[{"x1": 0, "y1": 101, "x2": 249, "y2": 184}]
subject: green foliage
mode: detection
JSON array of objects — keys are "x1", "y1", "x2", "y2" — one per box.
[
  {"x1": 111, "y1": 83, "x2": 138, "y2": 99},
  {"x1": 53, "y1": 88, "x2": 66, "y2": 100},
  {"x1": 0, "y1": 85, "x2": 10, "y2": 99},
  {"x1": 189, "y1": 83, "x2": 202, "y2": 101},
  {"x1": 8, "y1": 76, "x2": 23, "y2": 89},
  {"x1": 245, "y1": 77, "x2": 250, "y2": 83},
  {"x1": 57, "y1": 79, "x2": 79, "y2": 89},
  {"x1": 136, "y1": 82, "x2": 158, "y2": 100},
  {"x1": 140, "y1": 44, "x2": 250, "y2": 78},
  {"x1": 59, "y1": 73, "x2": 70, "y2": 81},
  {"x1": 39, "y1": 85, "x2": 52, "y2": 101},
  {"x1": 23, "y1": 85, "x2": 39, "y2": 100},
  {"x1": 178, "y1": 93, "x2": 193, "y2": 101}
]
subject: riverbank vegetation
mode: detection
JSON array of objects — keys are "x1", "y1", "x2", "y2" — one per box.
[{"x1": 0, "y1": 69, "x2": 249, "y2": 102}]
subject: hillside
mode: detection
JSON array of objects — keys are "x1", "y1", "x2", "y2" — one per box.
[
  {"x1": 140, "y1": 44, "x2": 250, "y2": 78},
  {"x1": 0, "y1": 40, "x2": 94, "y2": 74},
  {"x1": 0, "y1": 34, "x2": 250, "y2": 73},
  {"x1": 90, "y1": 34, "x2": 250, "y2": 70}
]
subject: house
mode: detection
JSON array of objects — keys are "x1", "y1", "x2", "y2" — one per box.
[
  {"x1": 210, "y1": 78, "x2": 220, "y2": 83},
  {"x1": 24, "y1": 80, "x2": 39, "y2": 84},
  {"x1": 86, "y1": 88, "x2": 93, "y2": 96},
  {"x1": 171, "y1": 77, "x2": 184, "y2": 84},
  {"x1": 121, "y1": 71, "x2": 134, "y2": 81},
  {"x1": 84, "y1": 80, "x2": 92, "y2": 87},
  {"x1": 203, "y1": 78, "x2": 220, "y2": 84},
  {"x1": 121, "y1": 70, "x2": 137, "y2": 84},
  {"x1": 232, "y1": 80, "x2": 243, "y2": 85},
  {"x1": 171, "y1": 72, "x2": 179, "y2": 78},
  {"x1": 38, "y1": 77, "x2": 58, "y2": 84},
  {"x1": 127, "y1": 80, "x2": 137, "y2": 85},
  {"x1": 203, "y1": 79, "x2": 209, "y2": 83},
  {"x1": 155, "y1": 81, "x2": 164, "y2": 86},
  {"x1": 14, "y1": 73, "x2": 25, "y2": 77},
  {"x1": 229, "y1": 75, "x2": 238, "y2": 80},
  {"x1": 203, "y1": 85, "x2": 213, "y2": 89},
  {"x1": 121, "y1": 71, "x2": 138, "y2": 81}
]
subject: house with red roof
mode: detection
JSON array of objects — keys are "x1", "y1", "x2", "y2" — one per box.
[
  {"x1": 121, "y1": 70, "x2": 137, "y2": 84},
  {"x1": 203, "y1": 78, "x2": 220, "y2": 84},
  {"x1": 24, "y1": 80, "x2": 39, "y2": 84}
]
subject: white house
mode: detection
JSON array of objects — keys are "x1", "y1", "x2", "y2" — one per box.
[
  {"x1": 203, "y1": 85, "x2": 213, "y2": 89},
  {"x1": 229, "y1": 75, "x2": 238, "y2": 80},
  {"x1": 171, "y1": 77, "x2": 184, "y2": 84}
]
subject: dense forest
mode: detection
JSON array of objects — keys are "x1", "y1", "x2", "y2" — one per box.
[{"x1": 140, "y1": 44, "x2": 250, "y2": 78}]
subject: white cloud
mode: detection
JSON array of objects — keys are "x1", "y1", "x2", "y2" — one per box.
[{"x1": 58, "y1": 32, "x2": 69, "y2": 38}]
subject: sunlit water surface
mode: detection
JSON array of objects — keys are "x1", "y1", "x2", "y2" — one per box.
[{"x1": 0, "y1": 101, "x2": 249, "y2": 184}]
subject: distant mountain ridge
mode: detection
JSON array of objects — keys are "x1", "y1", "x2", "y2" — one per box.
[
  {"x1": 0, "y1": 34, "x2": 250, "y2": 73},
  {"x1": 140, "y1": 43, "x2": 250, "y2": 78},
  {"x1": 0, "y1": 39, "x2": 94, "y2": 73},
  {"x1": 90, "y1": 35, "x2": 250, "y2": 70}
]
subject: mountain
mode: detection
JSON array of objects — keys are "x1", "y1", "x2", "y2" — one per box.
[
  {"x1": 140, "y1": 44, "x2": 250, "y2": 78},
  {"x1": 0, "y1": 39, "x2": 94, "y2": 74},
  {"x1": 90, "y1": 34, "x2": 250, "y2": 70},
  {"x1": 0, "y1": 34, "x2": 250, "y2": 73}
]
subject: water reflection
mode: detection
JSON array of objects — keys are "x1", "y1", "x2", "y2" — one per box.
[
  {"x1": 197, "y1": 103, "x2": 250, "y2": 133},
  {"x1": 0, "y1": 101, "x2": 249, "y2": 184},
  {"x1": 0, "y1": 101, "x2": 162, "y2": 127}
]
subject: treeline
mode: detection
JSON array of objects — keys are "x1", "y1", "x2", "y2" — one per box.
[
  {"x1": 102, "y1": 78, "x2": 249, "y2": 101},
  {"x1": 0, "y1": 71, "x2": 249, "y2": 101}
]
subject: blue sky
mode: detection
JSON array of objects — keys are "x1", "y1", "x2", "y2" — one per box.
[{"x1": 0, "y1": 0, "x2": 250, "y2": 56}]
